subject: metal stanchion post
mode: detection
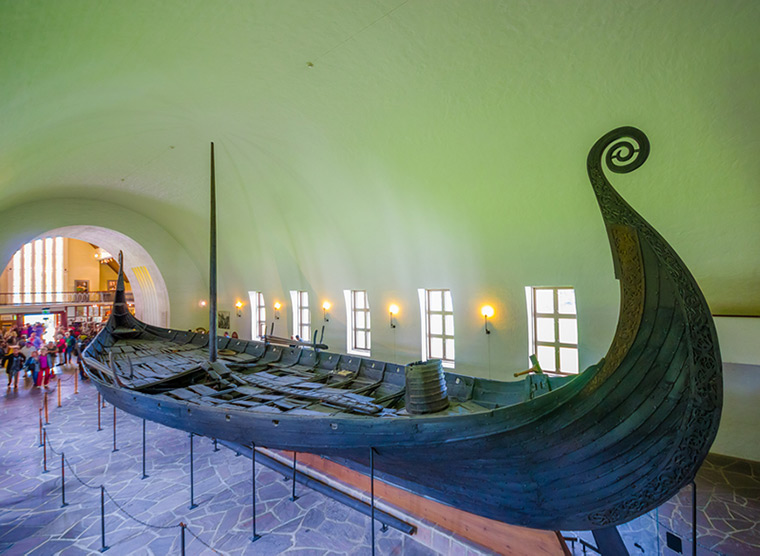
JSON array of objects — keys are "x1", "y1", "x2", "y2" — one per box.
[
  {"x1": 112, "y1": 406, "x2": 118, "y2": 452},
  {"x1": 692, "y1": 481, "x2": 697, "y2": 556},
  {"x1": 44, "y1": 391, "x2": 49, "y2": 424},
  {"x1": 213, "y1": 438, "x2": 220, "y2": 452},
  {"x1": 39, "y1": 409, "x2": 43, "y2": 447},
  {"x1": 100, "y1": 485, "x2": 109, "y2": 552},
  {"x1": 74, "y1": 369, "x2": 78, "y2": 394},
  {"x1": 141, "y1": 419, "x2": 148, "y2": 479},
  {"x1": 251, "y1": 441, "x2": 261, "y2": 542},
  {"x1": 97, "y1": 393, "x2": 102, "y2": 431},
  {"x1": 189, "y1": 433, "x2": 197, "y2": 509},
  {"x1": 42, "y1": 429, "x2": 49, "y2": 473},
  {"x1": 61, "y1": 453, "x2": 68, "y2": 507},
  {"x1": 370, "y1": 447, "x2": 375, "y2": 556},
  {"x1": 57, "y1": 378, "x2": 62, "y2": 408},
  {"x1": 290, "y1": 452, "x2": 298, "y2": 501},
  {"x1": 180, "y1": 522, "x2": 186, "y2": 555}
]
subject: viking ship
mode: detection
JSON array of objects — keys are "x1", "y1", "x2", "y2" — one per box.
[{"x1": 81, "y1": 127, "x2": 722, "y2": 533}]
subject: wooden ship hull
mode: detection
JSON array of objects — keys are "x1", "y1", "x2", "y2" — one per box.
[{"x1": 82, "y1": 127, "x2": 722, "y2": 531}]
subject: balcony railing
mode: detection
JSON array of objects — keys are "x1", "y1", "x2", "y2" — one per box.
[{"x1": 0, "y1": 291, "x2": 134, "y2": 306}]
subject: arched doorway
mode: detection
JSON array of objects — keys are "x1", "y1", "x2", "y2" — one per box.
[{"x1": 29, "y1": 226, "x2": 170, "y2": 327}]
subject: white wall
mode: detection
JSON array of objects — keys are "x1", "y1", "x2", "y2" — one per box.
[{"x1": 711, "y1": 317, "x2": 760, "y2": 461}]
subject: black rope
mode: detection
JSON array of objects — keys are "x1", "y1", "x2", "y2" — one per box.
[
  {"x1": 45, "y1": 430, "x2": 61, "y2": 456},
  {"x1": 64, "y1": 457, "x2": 101, "y2": 491},
  {"x1": 185, "y1": 524, "x2": 225, "y2": 555},
  {"x1": 103, "y1": 489, "x2": 179, "y2": 530},
  {"x1": 44, "y1": 429, "x2": 102, "y2": 490}
]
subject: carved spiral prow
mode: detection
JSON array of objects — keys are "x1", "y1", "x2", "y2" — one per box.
[{"x1": 586, "y1": 127, "x2": 652, "y2": 232}]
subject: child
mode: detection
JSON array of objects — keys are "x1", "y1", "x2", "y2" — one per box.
[{"x1": 23, "y1": 350, "x2": 40, "y2": 387}]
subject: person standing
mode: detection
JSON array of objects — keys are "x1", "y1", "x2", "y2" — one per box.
[
  {"x1": 65, "y1": 332, "x2": 76, "y2": 365},
  {"x1": 56, "y1": 334, "x2": 66, "y2": 365},
  {"x1": 37, "y1": 348, "x2": 52, "y2": 388},
  {"x1": 3, "y1": 346, "x2": 25, "y2": 390}
]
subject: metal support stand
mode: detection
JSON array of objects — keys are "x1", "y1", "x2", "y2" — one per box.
[
  {"x1": 39, "y1": 409, "x2": 43, "y2": 447},
  {"x1": 61, "y1": 453, "x2": 68, "y2": 507},
  {"x1": 97, "y1": 393, "x2": 102, "y2": 431},
  {"x1": 112, "y1": 406, "x2": 118, "y2": 452},
  {"x1": 57, "y1": 378, "x2": 62, "y2": 407},
  {"x1": 370, "y1": 447, "x2": 375, "y2": 556},
  {"x1": 189, "y1": 433, "x2": 198, "y2": 509},
  {"x1": 44, "y1": 391, "x2": 49, "y2": 424},
  {"x1": 100, "y1": 485, "x2": 109, "y2": 552},
  {"x1": 692, "y1": 481, "x2": 697, "y2": 556},
  {"x1": 74, "y1": 370, "x2": 78, "y2": 394},
  {"x1": 141, "y1": 419, "x2": 148, "y2": 479},
  {"x1": 42, "y1": 428, "x2": 48, "y2": 473},
  {"x1": 251, "y1": 441, "x2": 261, "y2": 542},
  {"x1": 592, "y1": 526, "x2": 627, "y2": 556},
  {"x1": 213, "y1": 438, "x2": 220, "y2": 452},
  {"x1": 290, "y1": 452, "x2": 298, "y2": 501}
]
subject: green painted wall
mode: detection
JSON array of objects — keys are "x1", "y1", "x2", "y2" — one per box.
[{"x1": 1, "y1": 1, "x2": 758, "y2": 381}]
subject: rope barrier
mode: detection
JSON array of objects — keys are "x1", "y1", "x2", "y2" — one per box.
[
  {"x1": 44, "y1": 431, "x2": 103, "y2": 491},
  {"x1": 40, "y1": 425, "x2": 222, "y2": 553},
  {"x1": 103, "y1": 489, "x2": 179, "y2": 530},
  {"x1": 185, "y1": 524, "x2": 225, "y2": 555}
]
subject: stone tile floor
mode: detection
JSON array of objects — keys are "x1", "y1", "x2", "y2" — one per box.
[
  {"x1": 3, "y1": 364, "x2": 759, "y2": 555},
  {"x1": 0, "y1": 366, "x2": 457, "y2": 555},
  {"x1": 565, "y1": 455, "x2": 760, "y2": 556}
]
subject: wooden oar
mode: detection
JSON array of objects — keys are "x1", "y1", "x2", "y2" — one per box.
[{"x1": 514, "y1": 354, "x2": 542, "y2": 377}]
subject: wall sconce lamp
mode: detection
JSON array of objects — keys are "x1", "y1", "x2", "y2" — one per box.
[
  {"x1": 274, "y1": 301, "x2": 281, "y2": 319},
  {"x1": 199, "y1": 300, "x2": 207, "y2": 308},
  {"x1": 481, "y1": 305, "x2": 495, "y2": 334},
  {"x1": 235, "y1": 301, "x2": 243, "y2": 317},
  {"x1": 389, "y1": 304, "x2": 399, "y2": 328},
  {"x1": 322, "y1": 301, "x2": 331, "y2": 322}
]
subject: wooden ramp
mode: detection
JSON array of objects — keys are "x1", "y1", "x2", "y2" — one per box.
[{"x1": 272, "y1": 450, "x2": 570, "y2": 555}]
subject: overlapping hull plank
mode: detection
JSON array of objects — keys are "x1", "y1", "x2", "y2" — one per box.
[{"x1": 82, "y1": 127, "x2": 721, "y2": 531}]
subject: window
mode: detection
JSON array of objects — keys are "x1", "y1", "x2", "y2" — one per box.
[
  {"x1": 11, "y1": 237, "x2": 65, "y2": 304},
  {"x1": 290, "y1": 290, "x2": 310, "y2": 341},
  {"x1": 344, "y1": 290, "x2": 371, "y2": 355},
  {"x1": 526, "y1": 287, "x2": 578, "y2": 373},
  {"x1": 249, "y1": 291, "x2": 266, "y2": 339},
  {"x1": 419, "y1": 289, "x2": 455, "y2": 368}
]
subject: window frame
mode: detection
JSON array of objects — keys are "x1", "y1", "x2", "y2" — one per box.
[
  {"x1": 248, "y1": 291, "x2": 267, "y2": 339},
  {"x1": 290, "y1": 290, "x2": 310, "y2": 342},
  {"x1": 526, "y1": 286, "x2": 579, "y2": 374},
  {"x1": 344, "y1": 289, "x2": 371, "y2": 356},
  {"x1": 418, "y1": 288, "x2": 455, "y2": 368}
]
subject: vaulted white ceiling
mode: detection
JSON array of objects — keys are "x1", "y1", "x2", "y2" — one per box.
[{"x1": 1, "y1": 1, "x2": 758, "y2": 372}]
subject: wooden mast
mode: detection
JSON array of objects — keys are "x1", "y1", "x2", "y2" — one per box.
[{"x1": 209, "y1": 142, "x2": 218, "y2": 362}]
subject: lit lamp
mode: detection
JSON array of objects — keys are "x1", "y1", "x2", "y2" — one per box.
[
  {"x1": 389, "y1": 304, "x2": 399, "y2": 329},
  {"x1": 199, "y1": 300, "x2": 207, "y2": 308},
  {"x1": 274, "y1": 301, "x2": 281, "y2": 319},
  {"x1": 235, "y1": 300, "x2": 243, "y2": 317},
  {"x1": 481, "y1": 305, "x2": 495, "y2": 334},
  {"x1": 322, "y1": 301, "x2": 331, "y2": 322}
]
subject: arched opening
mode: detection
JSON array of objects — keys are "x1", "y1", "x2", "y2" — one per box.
[{"x1": 1, "y1": 226, "x2": 170, "y2": 328}]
